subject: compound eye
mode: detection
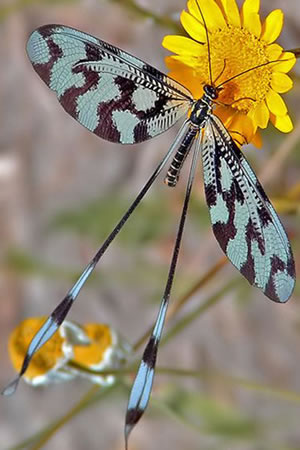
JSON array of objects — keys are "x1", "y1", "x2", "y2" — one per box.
[{"x1": 204, "y1": 84, "x2": 218, "y2": 99}]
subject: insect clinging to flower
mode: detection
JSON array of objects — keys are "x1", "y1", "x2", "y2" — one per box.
[{"x1": 3, "y1": 0, "x2": 297, "y2": 447}]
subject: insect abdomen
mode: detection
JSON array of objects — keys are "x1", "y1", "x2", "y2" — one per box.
[{"x1": 164, "y1": 125, "x2": 198, "y2": 187}]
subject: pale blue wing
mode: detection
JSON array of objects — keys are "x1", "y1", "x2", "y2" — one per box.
[
  {"x1": 26, "y1": 25, "x2": 192, "y2": 143},
  {"x1": 202, "y1": 115, "x2": 295, "y2": 302}
]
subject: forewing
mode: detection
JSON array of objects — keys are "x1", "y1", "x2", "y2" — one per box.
[
  {"x1": 202, "y1": 115, "x2": 295, "y2": 303},
  {"x1": 26, "y1": 25, "x2": 192, "y2": 144}
]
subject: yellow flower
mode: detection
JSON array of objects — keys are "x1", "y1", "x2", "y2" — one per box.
[
  {"x1": 8, "y1": 318, "x2": 131, "y2": 387},
  {"x1": 8, "y1": 317, "x2": 74, "y2": 385},
  {"x1": 162, "y1": 0, "x2": 296, "y2": 146},
  {"x1": 72, "y1": 323, "x2": 132, "y2": 385}
]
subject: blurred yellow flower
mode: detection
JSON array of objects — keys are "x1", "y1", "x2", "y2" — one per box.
[
  {"x1": 162, "y1": 0, "x2": 296, "y2": 146},
  {"x1": 8, "y1": 318, "x2": 131, "y2": 387}
]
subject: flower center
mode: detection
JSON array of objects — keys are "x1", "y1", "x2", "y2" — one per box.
[{"x1": 200, "y1": 25, "x2": 272, "y2": 113}]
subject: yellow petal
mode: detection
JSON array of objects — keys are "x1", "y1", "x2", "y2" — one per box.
[
  {"x1": 266, "y1": 43, "x2": 283, "y2": 60},
  {"x1": 162, "y1": 35, "x2": 204, "y2": 56},
  {"x1": 215, "y1": 104, "x2": 235, "y2": 128},
  {"x1": 180, "y1": 10, "x2": 206, "y2": 42},
  {"x1": 250, "y1": 100, "x2": 270, "y2": 128},
  {"x1": 215, "y1": 108, "x2": 255, "y2": 145},
  {"x1": 165, "y1": 56, "x2": 203, "y2": 98},
  {"x1": 8, "y1": 317, "x2": 66, "y2": 379},
  {"x1": 189, "y1": 0, "x2": 227, "y2": 30},
  {"x1": 241, "y1": 0, "x2": 261, "y2": 36},
  {"x1": 165, "y1": 55, "x2": 181, "y2": 71},
  {"x1": 229, "y1": 112, "x2": 255, "y2": 144},
  {"x1": 215, "y1": 108, "x2": 258, "y2": 147},
  {"x1": 275, "y1": 52, "x2": 296, "y2": 73},
  {"x1": 165, "y1": 53, "x2": 200, "y2": 70},
  {"x1": 261, "y1": 9, "x2": 283, "y2": 43},
  {"x1": 187, "y1": 0, "x2": 203, "y2": 22},
  {"x1": 252, "y1": 130, "x2": 262, "y2": 148},
  {"x1": 242, "y1": 11, "x2": 261, "y2": 37},
  {"x1": 224, "y1": 0, "x2": 241, "y2": 27},
  {"x1": 214, "y1": 0, "x2": 227, "y2": 18},
  {"x1": 73, "y1": 324, "x2": 113, "y2": 368},
  {"x1": 266, "y1": 90, "x2": 288, "y2": 116},
  {"x1": 241, "y1": 0, "x2": 259, "y2": 16},
  {"x1": 271, "y1": 72, "x2": 293, "y2": 93},
  {"x1": 270, "y1": 113, "x2": 293, "y2": 133}
]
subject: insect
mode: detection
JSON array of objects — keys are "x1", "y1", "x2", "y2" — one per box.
[{"x1": 3, "y1": 3, "x2": 296, "y2": 448}]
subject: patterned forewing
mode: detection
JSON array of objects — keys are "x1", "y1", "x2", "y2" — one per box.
[
  {"x1": 202, "y1": 116, "x2": 295, "y2": 303},
  {"x1": 26, "y1": 25, "x2": 192, "y2": 144}
]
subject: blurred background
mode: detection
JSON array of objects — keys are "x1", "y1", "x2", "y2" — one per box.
[{"x1": 1, "y1": 0, "x2": 300, "y2": 449}]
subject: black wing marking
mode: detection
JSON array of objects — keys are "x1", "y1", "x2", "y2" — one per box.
[
  {"x1": 202, "y1": 115, "x2": 295, "y2": 302},
  {"x1": 26, "y1": 25, "x2": 193, "y2": 143}
]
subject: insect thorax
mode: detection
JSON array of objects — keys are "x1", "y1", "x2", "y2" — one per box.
[{"x1": 164, "y1": 86, "x2": 216, "y2": 188}]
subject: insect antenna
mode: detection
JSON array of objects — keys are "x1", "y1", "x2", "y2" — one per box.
[
  {"x1": 213, "y1": 59, "x2": 227, "y2": 86},
  {"x1": 195, "y1": 0, "x2": 213, "y2": 85},
  {"x1": 216, "y1": 57, "x2": 294, "y2": 89},
  {"x1": 125, "y1": 130, "x2": 201, "y2": 447},
  {"x1": 211, "y1": 55, "x2": 294, "y2": 116}
]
